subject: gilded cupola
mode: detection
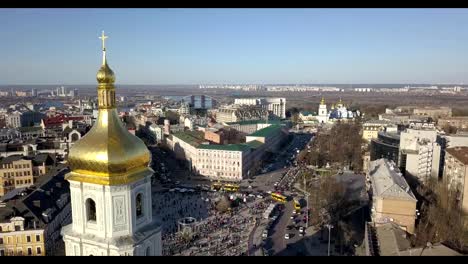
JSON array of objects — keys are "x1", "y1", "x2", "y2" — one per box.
[
  {"x1": 320, "y1": 96, "x2": 325, "y2": 105},
  {"x1": 66, "y1": 31, "x2": 152, "y2": 185}
]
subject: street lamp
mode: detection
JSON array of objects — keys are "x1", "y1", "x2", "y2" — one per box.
[{"x1": 325, "y1": 224, "x2": 333, "y2": 256}]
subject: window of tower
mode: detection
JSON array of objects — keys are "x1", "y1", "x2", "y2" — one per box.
[
  {"x1": 136, "y1": 193, "x2": 143, "y2": 218},
  {"x1": 71, "y1": 132, "x2": 79, "y2": 142},
  {"x1": 86, "y1": 198, "x2": 97, "y2": 222},
  {"x1": 146, "y1": 247, "x2": 151, "y2": 256}
]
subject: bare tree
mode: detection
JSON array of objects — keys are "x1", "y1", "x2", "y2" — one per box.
[{"x1": 413, "y1": 177, "x2": 468, "y2": 252}]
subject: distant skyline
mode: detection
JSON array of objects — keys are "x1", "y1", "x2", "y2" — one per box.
[{"x1": 1, "y1": 8, "x2": 468, "y2": 85}]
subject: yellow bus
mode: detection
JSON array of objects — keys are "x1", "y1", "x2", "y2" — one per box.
[
  {"x1": 294, "y1": 199, "x2": 301, "y2": 211},
  {"x1": 211, "y1": 183, "x2": 222, "y2": 191},
  {"x1": 223, "y1": 184, "x2": 239, "y2": 192},
  {"x1": 271, "y1": 192, "x2": 287, "y2": 203}
]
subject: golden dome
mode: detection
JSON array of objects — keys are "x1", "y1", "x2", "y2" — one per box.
[
  {"x1": 96, "y1": 63, "x2": 116, "y2": 84},
  {"x1": 67, "y1": 31, "x2": 152, "y2": 185}
]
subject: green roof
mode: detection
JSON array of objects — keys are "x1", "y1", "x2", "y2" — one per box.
[
  {"x1": 246, "y1": 140, "x2": 263, "y2": 149},
  {"x1": 197, "y1": 140, "x2": 264, "y2": 152},
  {"x1": 172, "y1": 130, "x2": 205, "y2": 147},
  {"x1": 197, "y1": 143, "x2": 252, "y2": 151},
  {"x1": 248, "y1": 124, "x2": 282, "y2": 138},
  {"x1": 17, "y1": 126, "x2": 43, "y2": 133}
]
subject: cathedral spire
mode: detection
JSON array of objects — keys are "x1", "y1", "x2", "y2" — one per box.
[{"x1": 99, "y1": 30, "x2": 108, "y2": 65}]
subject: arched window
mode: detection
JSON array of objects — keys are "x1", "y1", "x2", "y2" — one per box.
[
  {"x1": 136, "y1": 193, "x2": 143, "y2": 218},
  {"x1": 146, "y1": 247, "x2": 151, "y2": 256},
  {"x1": 71, "y1": 133, "x2": 80, "y2": 142},
  {"x1": 86, "y1": 199, "x2": 96, "y2": 222}
]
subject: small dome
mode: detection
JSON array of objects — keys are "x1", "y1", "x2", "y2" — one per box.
[{"x1": 96, "y1": 63, "x2": 115, "y2": 84}]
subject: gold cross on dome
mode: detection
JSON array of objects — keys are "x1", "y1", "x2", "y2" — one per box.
[{"x1": 99, "y1": 31, "x2": 108, "y2": 51}]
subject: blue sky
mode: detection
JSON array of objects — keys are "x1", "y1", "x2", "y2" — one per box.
[{"x1": 1, "y1": 8, "x2": 468, "y2": 85}]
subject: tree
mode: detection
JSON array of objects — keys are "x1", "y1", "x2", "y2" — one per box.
[
  {"x1": 291, "y1": 113, "x2": 300, "y2": 124},
  {"x1": 442, "y1": 124, "x2": 458, "y2": 134},
  {"x1": 301, "y1": 121, "x2": 365, "y2": 172},
  {"x1": 413, "y1": 178, "x2": 468, "y2": 252},
  {"x1": 216, "y1": 196, "x2": 231, "y2": 213},
  {"x1": 165, "y1": 110, "x2": 180, "y2": 124}
]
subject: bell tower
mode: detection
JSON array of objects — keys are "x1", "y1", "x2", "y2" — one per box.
[
  {"x1": 61, "y1": 31, "x2": 162, "y2": 256},
  {"x1": 317, "y1": 97, "x2": 328, "y2": 124}
]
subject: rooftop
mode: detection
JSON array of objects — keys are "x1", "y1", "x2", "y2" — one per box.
[
  {"x1": 248, "y1": 124, "x2": 282, "y2": 138},
  {"x1": 197, "y1": 143, "x2": 252, "y2": 152},
  {"x1": 0, "y1": 153, "x2": 54, "y2": 166},
  {"x1": 17, "y1": 126, "x2": 43, "y2": 133},
  {"x1": 375, "y1": 222, "x2": 412, "y2": 256},
  {"x1": 372, "y1": 222, "x2": 462, "y2": 256},
  {"x1": 369, "y1": 159, "x2": 416, "y2": 201},
  {"x1": 226, "y1": 119, "x2": 283, "y2": 126},
  {"x1": 363, "y1": 120, "x2": 390, "y2": 126},
  {"x1": 446, "y1": 146, "x2": 468, "y2": 165},
  {"x1": 172, "y1": 130, "x2": 205, "y2": 147},
  {"x1": 0, "y1": 165, "x2": 69, "y2": 229}
]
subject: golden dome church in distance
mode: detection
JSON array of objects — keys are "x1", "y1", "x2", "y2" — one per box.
[{"x1": 60, "y1": 31, "x2": 162, "y2": 256}]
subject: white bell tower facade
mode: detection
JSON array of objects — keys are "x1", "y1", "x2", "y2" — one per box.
[
  {"x1": 61, "y1": 31, "x2": 161, "y2": 256},
  {"x1": 317, "y1": 97, "x2": 328, "y2": 124},
  {"x1": 62, "y1": 176, "x2": 161, "y2": 256}
]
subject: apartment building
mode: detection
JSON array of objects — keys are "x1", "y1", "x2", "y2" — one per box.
[
  {"x1": 0, "y1": 154, "x2": 54, "y2": 197},
  {"x1": 362, "y1": 120, "x2": 391, "y2": 142},
  {"x1": 0, "y1": 217, "x2": 45, "y2": 256},
  {"x1": 399, "y1": 128, "x2": 441, "y2": 183},
  {"x1": 368, "y1": 159, "x2": 417, "y2": 234},
  {"x1": 443, "y1": 147, "x2": 468, "y2": 213},
  {"x1": 412, "y1": 106, "x2": 452, "y2": 119}
]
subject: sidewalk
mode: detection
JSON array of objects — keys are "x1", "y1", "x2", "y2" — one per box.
[
  {"x1": 303, "y1": 226, "x2": 331, "y2": 256},
  {"x1": 250, "y1": 218, "x2": 268, "y2": 256}
]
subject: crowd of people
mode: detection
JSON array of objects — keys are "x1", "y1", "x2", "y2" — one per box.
[
  {"x1": 153, "y1": 186, "x2": 271, "y2": 256},
  {"x1": 152, "y1": 189, "x2": 215, "y2": 234}
]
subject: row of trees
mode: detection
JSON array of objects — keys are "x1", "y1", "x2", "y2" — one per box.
[{"x1": 297, "y1": 121, "x2": 365, "y2": 172}]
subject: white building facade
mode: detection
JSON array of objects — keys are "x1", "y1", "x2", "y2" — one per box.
[{"x1": 234, "y1": 98, "x2": 286, "y2": 119}]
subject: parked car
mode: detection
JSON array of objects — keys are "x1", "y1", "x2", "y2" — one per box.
[{"x1": 299, "y1": 226, "x2": 304, "y2": 233}]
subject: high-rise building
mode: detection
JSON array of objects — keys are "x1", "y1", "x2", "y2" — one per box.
[
  {"x1": 399, "y1": 128, "x2": 441, "y2": 183},
  {"x1": 31, "y1": 88, "x2": 38, "y2": 97},
  {"x1": 69, "y1": 89, "x2": 78, "y2": 98},
  {"x1": 61, "y1": 32, "x2": 162, "y2": 256},
  {"x1": 234, "y1": 98, "x2": 286, "y2": 119}
]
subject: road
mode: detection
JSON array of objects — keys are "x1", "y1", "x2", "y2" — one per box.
[{"x1": 151, "y1": 131, "x2": 318, "y2": 256}]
